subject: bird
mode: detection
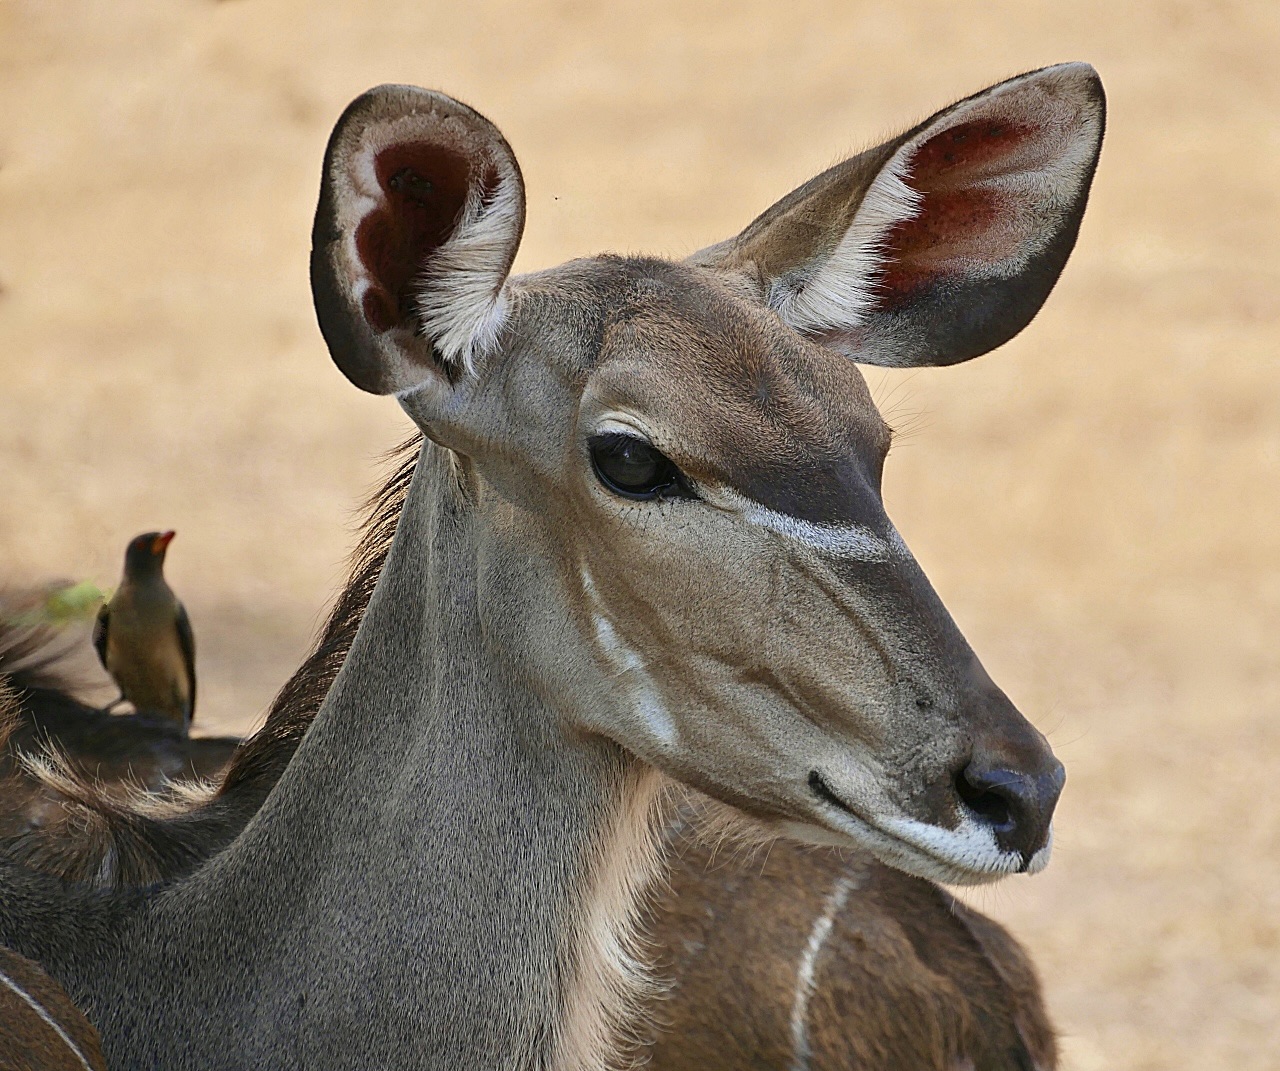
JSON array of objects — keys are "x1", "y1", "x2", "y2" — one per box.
[{"x1": 93, "y1": 531, "x2": 196, "y2": 733}]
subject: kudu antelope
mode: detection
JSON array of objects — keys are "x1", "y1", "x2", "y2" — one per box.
[
  {"x1": 1, "y1": 440, "x2": 1056, "y2": 1069},
  {"x1": 0, "y1": 65, "x2": 1103, "y2": 1069}
]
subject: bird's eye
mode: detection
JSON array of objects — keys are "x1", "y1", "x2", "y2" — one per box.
[{"x1": 588, "y1": 433, "x2": 694, "y2": 501}]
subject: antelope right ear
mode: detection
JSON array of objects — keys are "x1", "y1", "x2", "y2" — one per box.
[
  {"x1": 310, "y1": 86, "x2": 526, "y2": 396},
  {"x1": 694, "y1": 63, "x2": 1105, "y2": 367}
]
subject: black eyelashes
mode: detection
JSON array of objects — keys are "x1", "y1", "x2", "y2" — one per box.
[{"x1": 588, "y1": 433, "x2": 696, "y2": 502}]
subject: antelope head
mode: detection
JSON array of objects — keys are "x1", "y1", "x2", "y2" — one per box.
[{"x1": 311, "y1": 64, "x2": 1104, "y2": 885}]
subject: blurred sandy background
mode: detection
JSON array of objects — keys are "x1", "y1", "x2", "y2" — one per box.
[{"x1": 1, "y1": 0, "x2": 1277, "y2": 1066}]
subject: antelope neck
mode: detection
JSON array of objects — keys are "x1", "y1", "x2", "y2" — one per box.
[{"x1": 100, "y1": 443, "x2": 663, "y2": 1070}]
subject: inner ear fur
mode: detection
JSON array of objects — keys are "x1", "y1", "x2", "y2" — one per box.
[
  {"x1": 697, "y1": 63, "x2": 1105, "y2": 367},
  {"x1": 311, "y1": 85, "x2": 526, "y2": 396}
]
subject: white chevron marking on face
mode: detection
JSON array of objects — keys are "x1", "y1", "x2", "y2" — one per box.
[
  {"x1": 703, "y1": 486, "x2": 908, "y2": 562},
  {"x1": 586, "y1": 419, "x2": 902, "y2": 563}
]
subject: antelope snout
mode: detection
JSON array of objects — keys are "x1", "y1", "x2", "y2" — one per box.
[{"x1": 954, "y1": 751, "x2": 1065, "y2": 868}]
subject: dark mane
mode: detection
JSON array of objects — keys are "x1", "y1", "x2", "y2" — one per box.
[{"x1": 0, "y1": 434, "x2": 422, "y2": 886}]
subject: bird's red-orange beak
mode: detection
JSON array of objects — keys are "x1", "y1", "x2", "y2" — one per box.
[{"x1": 151, "y1": 530, "x2": 176, "y2": 555}]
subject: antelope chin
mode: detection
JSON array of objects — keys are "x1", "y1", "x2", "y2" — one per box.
[{"x1": 783, "y1": 779, "x2": 1053, "y2": 886}]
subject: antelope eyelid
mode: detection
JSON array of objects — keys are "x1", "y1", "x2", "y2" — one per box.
[{"x1": 592, "y1": 415, "x2": 657, "y2": 444}]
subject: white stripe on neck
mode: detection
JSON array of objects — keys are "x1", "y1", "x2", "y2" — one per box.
[
  {"x1": 789, "y1": 873, "x2": 857, "y2": 1071},
  {"x1": 0, "y1": 965, "x2": 97, "y2": 1071}
]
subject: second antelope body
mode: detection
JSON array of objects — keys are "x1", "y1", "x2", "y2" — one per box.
[{"x1": 0, "y1": 65, "x2": 1104, "y2": 1069}]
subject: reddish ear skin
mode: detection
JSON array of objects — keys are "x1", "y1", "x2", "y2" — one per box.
[
  {"x1": 878, "y1": 120, "x2": 1036, "y2": 303},
  {"x1": 355, "y1": 144, "x2": 471, "y2": 333},
  {"x1": 858, "y1": 71, "x2": 1103, "y2": 367}
]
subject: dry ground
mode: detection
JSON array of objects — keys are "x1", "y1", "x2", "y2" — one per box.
[{"x1": 1, "y1": 1, "x2": 1277, "y2": 1067}]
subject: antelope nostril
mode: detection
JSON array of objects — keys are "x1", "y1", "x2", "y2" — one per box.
[
  {"x1": 954, "y1": 759, "x2": 1063, "y2": 862},
  {"x1": 955, "y1": 765, "x2": 1019, "y2": 833}
]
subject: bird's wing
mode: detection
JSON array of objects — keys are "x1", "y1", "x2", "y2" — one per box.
[
  {"x1": 92, "y1": 602, "x2": 110, "y2": 670},
  {"x1": 175, "y1": 601, "x2": 196, "y2": 719}
]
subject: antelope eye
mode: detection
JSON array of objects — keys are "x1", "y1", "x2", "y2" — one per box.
[{"x1": 588, "y1": 433, "x2": 694, "y2": 501}]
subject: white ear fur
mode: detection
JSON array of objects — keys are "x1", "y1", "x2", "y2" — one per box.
[
  {"x1": 769, "y1": 155, "x2": 922, "y2": 335},
  {"x1": 312, "y1": 86, "x2": 527, "y2": 397},
  {"x1": 412, "y1": 161, "x2": 525, "y2": 377},
  {"x1": 763, "y1": 62, "x2": 1105, "y2": 364}
]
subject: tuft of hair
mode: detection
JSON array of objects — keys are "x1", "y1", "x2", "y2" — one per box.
[
  {"x1": 412, "y1": 170, "x2": 524, "y2": 376},
  {"x1": 0, "y1": 434, "x2": 424, "y2": 887},
  {"x1": 769, "y1": 150, "x2": 922, "y2": 334},
  {"x1": 5, "y1": 747, "x2": 220, "y2": 886},
  {"x1": 0, "y1": 680, "x2": 21, "y2": 753},
  {"x1": 663, "y1": 784, "x2": 782, "y2": 868},
  {"x1": 550, "y1": 767, "x2": 676, "y2": 1071}
]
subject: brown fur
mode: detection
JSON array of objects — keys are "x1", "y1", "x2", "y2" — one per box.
[
  {"x1": 1, "y1": 437, "x2": 1054, "y2": 1069},
  {"x1": 0, "y1": 945, "x2": 106, "y2": 1071},
  {"x1": 648, "y1": 816, "x2": 1054, "y2": 1070}
]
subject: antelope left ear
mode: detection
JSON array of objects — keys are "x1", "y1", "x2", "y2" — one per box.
[
  {"x1": 694, "y1": 63, "x2": 1105, "y2": 367},
  {"x1": 310, "y1": 85, "x2": 526, "y2": 396}
]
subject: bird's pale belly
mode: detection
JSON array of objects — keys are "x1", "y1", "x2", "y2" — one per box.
[{"x1": 106, "y1": 619, "x2": 191, "y2": 723}]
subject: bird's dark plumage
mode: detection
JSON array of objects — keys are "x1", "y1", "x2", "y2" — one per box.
[
  {"x1": 173, "y1": 602, "x2": 196, "y2": 718},
  {"x1": 91, "y1": 603, "x2": 109, "y2": 670}
]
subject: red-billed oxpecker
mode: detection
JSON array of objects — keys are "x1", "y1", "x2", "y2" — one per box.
[{"x1": 93, "y1": 531, "x2": 195, "y2": 733}]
